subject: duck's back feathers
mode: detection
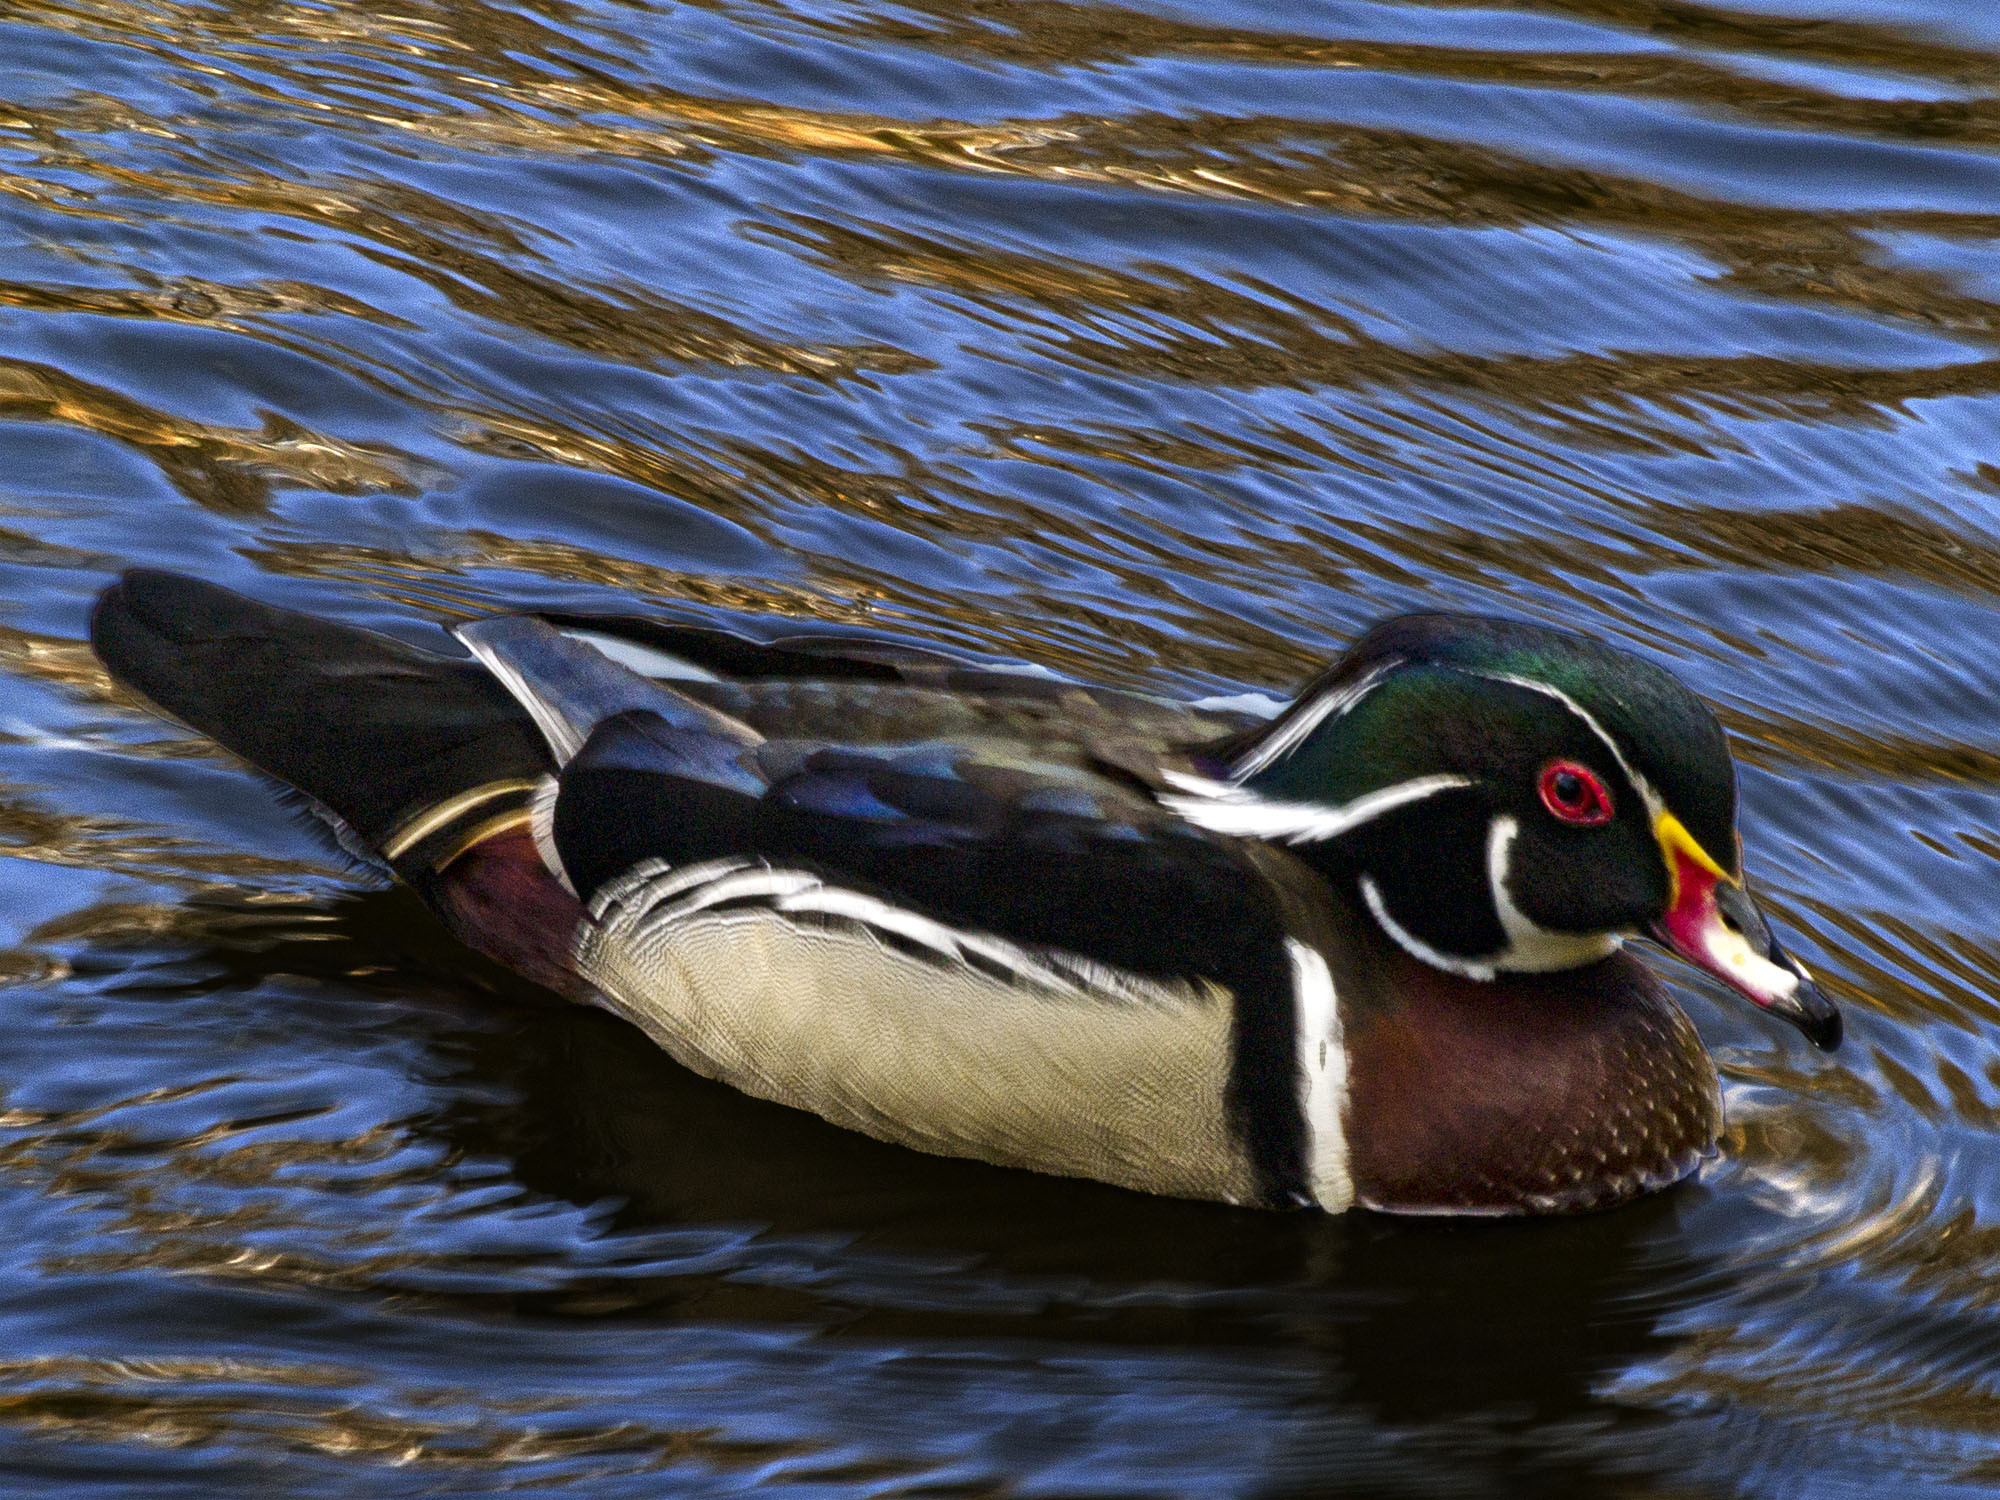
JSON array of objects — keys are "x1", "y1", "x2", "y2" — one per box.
[
  {"x1": 537, "y1": 609, "x2": 1242, "y2": 721},
  {"x1": 538, "y1": 698, "x2": 1321, "y2": 1208},
  {"x1": 89, "y1": 574, "x2": 1332, "y2": 1209},
  {"x1": 88, "y1": 574, "x2": 1240, "y2": 868}
]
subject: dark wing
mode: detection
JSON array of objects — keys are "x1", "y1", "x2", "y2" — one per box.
[
  {"x1": 535, "y1": 611, "x2": 963, "y2": 684},
  {"x1": 534, "y1": 611, "x2": 1265, "y2": 738},
  {"x1": 553, "y1": 713, "x2": 1271, "y2": 979}
]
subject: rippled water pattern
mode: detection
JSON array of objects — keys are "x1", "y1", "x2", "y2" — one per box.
[{"x1": 3, "y1": 0, "x2": 2000, "y2": 1493}]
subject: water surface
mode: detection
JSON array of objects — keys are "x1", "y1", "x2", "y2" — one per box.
[{"x1": 3, "y1": 0, "x2": 2000, "y2": 1493}]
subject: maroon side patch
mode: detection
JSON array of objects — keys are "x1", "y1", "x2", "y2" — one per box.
[{"x1": 429, "y1": 825, "x2": 596, "y2": 1004}]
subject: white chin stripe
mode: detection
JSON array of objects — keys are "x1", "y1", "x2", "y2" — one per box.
[
  {"x1": 1160, "y1": 771, "x2": 1472, "y2": 845},
  {"x1": 1356, "y1": 818, "x2": 1624, "y2": 982},
  {"x1": 1486, "y1": 815, "x2": 1623, "y2": 973}
]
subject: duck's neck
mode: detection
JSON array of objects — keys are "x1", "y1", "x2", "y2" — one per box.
[{"x1": 1325, "y1": 891, "x2": 1722, "y2": 1215}]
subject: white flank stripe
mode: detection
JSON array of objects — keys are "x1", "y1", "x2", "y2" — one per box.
[
  {"x1": 587, "y1": 856, "x2": 737, "y2": 924},
  {"x1": 1160, "y1": 770, "x2": 1472, "y2": 845},
  {"x1": 1230, "y1": 660, "x2": 1398, "y2": 778},
  {"x1": 557, "y1": 629, "x2": 723, "y2": 682},
  {"x1": 1287, "y1": 939, "x2": 1351, "y2": 1212},
  {"x1": 587, "y1": 858, "x2": 1186, "y2": 1010},
  {"x1": 771, "y1": 884, "x2": 1184, "y2": 1007},
  {"x1": 632, "y1": 866, "x2": 820, "y2": 942},
  {"x1": 775, "y1": 883, "x2": 973, "y2": 966}
]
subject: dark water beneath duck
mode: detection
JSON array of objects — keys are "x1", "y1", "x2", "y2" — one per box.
[{"x1": 1, "y1": 0, "x2": 1998, "y2": 1493}]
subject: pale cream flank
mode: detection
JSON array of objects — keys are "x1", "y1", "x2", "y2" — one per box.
[{"x1": 573, "y1": 860, "x2": 1266, "y2": 1205}]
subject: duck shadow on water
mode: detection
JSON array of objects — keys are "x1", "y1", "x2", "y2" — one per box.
[
  {"x1": 113, "y1": 883, "x2": 1716, "y2": 1488},
  {"x1": 489, "y1": 1005, "x2": 1701, "y2": 1425}
]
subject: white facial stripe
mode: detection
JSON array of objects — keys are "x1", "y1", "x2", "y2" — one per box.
[
  {"x1": 1287, "y1": 939, "x2": 1351, "y2": 1212},
  {"x1": 1230, "y1": 660, "x2": 1400, "y2": 779},
  {"x1": 1355, "y1": 818, "x2": 1625, "y2": 982},
  {"x1": 1468, "y1": 671, "x2": 1665, "y2": 821},
  {"x1": 1359, "y1": 875, "x2": 1498, "y2": 981},
  {"x1": 1485, "y1": 815, "x2": 1624, "y2": 973},
  {"x1": 1160, "y1": 770, "x2": 1472, "y2": 845}
]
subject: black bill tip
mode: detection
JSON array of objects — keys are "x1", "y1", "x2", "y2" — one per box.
[{"x1": 1773, "y1": 973, "x2": 1843, "y2": 1052}]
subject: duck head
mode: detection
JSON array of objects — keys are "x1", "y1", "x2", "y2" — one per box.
[{"x1": 1167, "y1": 613, "x2": 1841, "y2": 1051}]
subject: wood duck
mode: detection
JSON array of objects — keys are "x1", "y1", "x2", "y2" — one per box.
[{"x1": 90, "y1": 571, "x2": 1840, "y2": 1217}]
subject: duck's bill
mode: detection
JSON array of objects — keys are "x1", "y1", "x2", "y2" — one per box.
[{"x1": 1649, "y1": 816, "x2": 1843, "y2": 1052}]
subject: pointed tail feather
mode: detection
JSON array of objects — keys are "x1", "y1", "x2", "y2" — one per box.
[{"x1": 91, "y1": 571, "x2": 552, "y2": 865}]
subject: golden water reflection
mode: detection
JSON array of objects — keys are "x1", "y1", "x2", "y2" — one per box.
[{"x1": 3, "y1": 0, "x2": 2000, "y2": 1493}]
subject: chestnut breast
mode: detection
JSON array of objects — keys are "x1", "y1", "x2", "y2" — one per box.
[{"x1": 1327, "y1": 899, "x2": 1722, "y2": 1215}]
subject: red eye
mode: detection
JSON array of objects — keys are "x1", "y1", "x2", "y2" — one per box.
[{"x1": 1538, "y1": 760, "x2": 1613, "y2": 826}]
